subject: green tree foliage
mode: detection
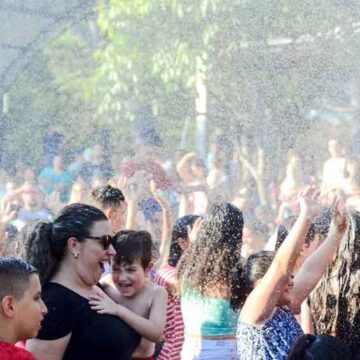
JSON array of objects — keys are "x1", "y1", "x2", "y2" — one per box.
[
  {"x1": 94, "y1": 0, "x2": 360, "y2": 185},
  {"x1": 6, "y1": 0, "x2": 360, "y2": 190}
]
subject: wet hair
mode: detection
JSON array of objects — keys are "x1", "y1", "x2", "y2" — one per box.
[
  {"x1": 0, "y1": 257, "x2": 38, "y2": 301},
  {"x1": 112, "y1": 230, "x2": 153, "y2": 269},
  {"x1": 275, "y1": 216, "x2": 316, "y2": 251},
  {"x1": 230, "y1": 250, "x2": 274, "y2": 310},
  {"x1": 312, "y1": 208, "x2": 331, "y2": 237},
  {"x1": 287, "y1": 334, "x2": 351, "y2": 360},
  {"x1": 177, "y1": 203, "x2": 243, "y2": 296},
  {"x1": 168, "y1": 215, "x2": 201, "y2": 267},
  {"x1": 20, "y1": 203, "x2": 107, "y2": 285},
  {"x1": 91, "y1": 185, "x2": 125, "y2": 209},
  {"x1": 310, "y1": 210, "x2": 360, "y2": 353}
]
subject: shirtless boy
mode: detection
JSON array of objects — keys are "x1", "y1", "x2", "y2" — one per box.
[{"x1": 89, "y1": 230, "x2": 167, "y2": 360}]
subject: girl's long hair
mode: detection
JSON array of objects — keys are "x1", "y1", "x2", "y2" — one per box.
[
  {"x1": 177, "y1": 203, "x2": 243, "y2": 296},
  {"x1": 310, "y1": 211, "x2": 360, "y2": 353}
]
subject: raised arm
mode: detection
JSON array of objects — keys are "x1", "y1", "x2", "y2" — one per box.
[
  {"x1": 176, "y1": 152, "x2": 197, "y2": 184},
  {"x1": 118, "y1": 176, "x2": 138, "y2": 230},
  {"x1": 289, "y1": 197, "x2": 347, "y2": 312},
  {"x1": 241, "y1": 186, "x2": 320, "y2": 325},
  {"x1": 150, "y1": 180, "x2": 171, "y2": 261}
]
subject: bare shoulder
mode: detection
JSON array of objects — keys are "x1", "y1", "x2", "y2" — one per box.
[{"x1": 148, "y1": 281, "x2": 167, "y2": 300}]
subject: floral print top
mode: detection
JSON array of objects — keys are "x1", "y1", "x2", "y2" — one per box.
[{"x1": 237, "y1": 306, "x2": 303, "y2": 360}]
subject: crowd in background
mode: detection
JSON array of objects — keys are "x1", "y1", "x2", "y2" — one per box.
[{"x1": 0, "y1": 132, "x2": 359, "y2": 360}]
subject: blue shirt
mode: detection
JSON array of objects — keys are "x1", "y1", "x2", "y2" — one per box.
[{"x1": 237, "y1": 307, "x2": 303, "y2": 360}]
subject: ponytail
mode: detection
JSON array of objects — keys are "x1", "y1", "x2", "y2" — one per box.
[
  {"x1": 19, "y1": 221, "x2": 59, "y2": 285},
  {"x1": 19, "y1": 203, "x2": 108, "y2": 285}
]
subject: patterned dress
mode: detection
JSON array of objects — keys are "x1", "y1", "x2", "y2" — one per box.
[{"x1": 237, "y1": 307, "x2": 303, "y2": 360}]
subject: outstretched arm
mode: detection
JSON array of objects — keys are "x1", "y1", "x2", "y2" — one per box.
[
  {"x1": 240, "y1": 186, "x2": 320, "y2": 325},
  {"x1": 289, "y1": 197, "x2": 347, "y2": 312}
]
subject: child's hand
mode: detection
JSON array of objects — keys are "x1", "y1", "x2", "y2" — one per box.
[
  {"x1": 331, "y1": 195, "x2": 348, "y2": 235},
  {"x1": 298, "y1": 186, "x2": 321, "y2": 219},
  {"x1": 89, "y1": 289, "x2": 120, "y2": 316}
]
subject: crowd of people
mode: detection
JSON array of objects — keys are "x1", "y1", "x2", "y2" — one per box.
[{"x1": 0, "y1": 134, "x2": 360, "y2": 360}]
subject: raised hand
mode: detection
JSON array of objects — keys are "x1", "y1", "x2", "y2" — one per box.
[
  {"x1": 331, "y1": 196, "x2": 348, "y2": 234},
  {"x1": 0, "y1": 201, "x2": 17, "y2": 225},
  {"x1": 298, "y1": 186, "x2": 322, "y2": 219}
]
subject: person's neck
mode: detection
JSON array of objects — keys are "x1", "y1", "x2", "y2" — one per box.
[
  {"x1": 51, "y1": 262, "x2": 93, "y2": 296},
  {"x1": 0, "y1": 323, "x2": 17, "y2": 344}
]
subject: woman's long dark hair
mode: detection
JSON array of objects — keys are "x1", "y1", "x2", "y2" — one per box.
[
  {"x1": 230, "y1": 250, "x2": 275, "y2": 310},
  {"x1": 310, "y1": 211, "x2": 360, "y2": 354},
  {"x1": 168, "y1": 215, "x2": 200, "y2": 267},
  {"x1": 19, "y1": 203, "x2": 107, "y2": 285},
  {"x1": 177, "y1": 203, "x2": 243, "y2": 296}
]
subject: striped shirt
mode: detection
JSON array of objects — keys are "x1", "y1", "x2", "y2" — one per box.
[{"x1": 153, "y1": 265, "x2": 184, "y2": 360}]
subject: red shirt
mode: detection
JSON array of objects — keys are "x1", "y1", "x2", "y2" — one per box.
[
  {"x1": 0, "y1": 341, "x2": 36, "y2": 360},
  {"x1": 153, "y1": 265, "x2": 184, "y2": 360}
]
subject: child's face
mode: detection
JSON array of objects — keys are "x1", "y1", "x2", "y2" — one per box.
[
  {"x1": 14, "y1": 274, "x2": 47, "y2": 340},
  {"x1": 111, "y1": 259, "x2": 148, "y2": 298}
]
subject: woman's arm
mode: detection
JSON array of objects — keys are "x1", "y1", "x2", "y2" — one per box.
[
  {"x1": 149, "y1": 180, "x2": 171, "y2": 260},
  {"x1": 26, "y1": 335, "x2": 71, "y2": 360},
  {"x1": 288, "y1": 198, "x2": 347, "y2": 312},
  {"x1": 240, "y1": 187, "x2": 320, "y2": 325},
  {"x1": 89, "y1": 286, "x2": 168, "y2": 342},
  {"x1": 176, "y1": 152, "x2": 197, "y2": 184},
  {"x1": 300, "y1": 300, "x2": 314, "y2": 334},
  {"x1": 118, "y1": 176, "x2": 138, "y2": 230}
]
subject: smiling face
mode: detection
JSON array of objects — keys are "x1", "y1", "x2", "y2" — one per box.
[
  {"x1": 14, "y1": 273, "x2": 47, "y2": 340},
  {"x1": 74, "y1": 220, "x2": 115, "y2": 286},
  {"x1": 111, "y1": 259, "x2": 149, "y2": 298}
]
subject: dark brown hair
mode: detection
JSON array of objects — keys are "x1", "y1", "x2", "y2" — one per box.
[
  {"x1": 177, "y1": 203, "x2": 243, "y2": 296},
  {"x1": 112, "y1": 230, "x2": 153, "y2": 269}
]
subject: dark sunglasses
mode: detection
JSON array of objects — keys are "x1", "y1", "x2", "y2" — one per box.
[{"x1": 86, "y1": 235, "x2": 113, "y2": 250}]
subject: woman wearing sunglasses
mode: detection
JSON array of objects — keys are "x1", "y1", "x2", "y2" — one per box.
[{"x1": 22, "y1": 203, "x2": 140, "y2": 360}]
